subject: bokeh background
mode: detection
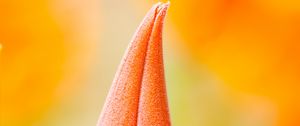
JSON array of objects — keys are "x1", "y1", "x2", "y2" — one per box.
[{"x1": 1, "y1": 0, "x2": 300, "y2": 126}]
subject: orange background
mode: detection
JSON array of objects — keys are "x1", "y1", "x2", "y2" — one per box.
[{"x1": 1, "y1": 0, "x2": 300, "y2": 125}]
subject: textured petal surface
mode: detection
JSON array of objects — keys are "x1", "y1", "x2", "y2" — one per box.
[
  {"x1": 98, "y1": 2, "x2": 170, "y2": 126},
  {"x1": 137, "y1": 3, "x2": 171, "y2": 126}
]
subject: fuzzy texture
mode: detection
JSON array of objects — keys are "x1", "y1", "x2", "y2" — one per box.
[{"x1": 97, "y1": 2, "x2": 170, "y2": 126}]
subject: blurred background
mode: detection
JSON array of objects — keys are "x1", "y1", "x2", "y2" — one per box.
[{"x1": 1, "y1": 0, "x2": 300, "y2": 126}]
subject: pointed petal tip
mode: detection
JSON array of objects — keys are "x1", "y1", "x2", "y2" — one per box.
[
  {"x1": 153, "y1": 2, "x2": 163, "y2": 8},
  {"x1": 157, "y1": 2, "x2": 170, "y2": 15},
  {"x1": 97, "y1": 2, "x2": 170, "y2": 125},
  {"x1": 155, "y1": 1, "x2": 170, "y2": 10},
  {"x1": 164, "y1": 1, "x2": 170, "y2": 7}
]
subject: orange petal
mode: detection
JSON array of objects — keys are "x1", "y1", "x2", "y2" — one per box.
[
  {"x1": 97, "y1": 2, "x2": 170, "y2": 126},
  {"x1": 137, "y1": 3, "x2": 171, "y2": 125}
]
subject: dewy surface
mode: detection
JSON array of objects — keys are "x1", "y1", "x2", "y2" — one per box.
[{"x1": 97, "y1": 2, "x2": 170, "y2": 126}]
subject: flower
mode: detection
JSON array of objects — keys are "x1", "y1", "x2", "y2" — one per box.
[{"x1": 97, "y1": 2, "x2": 171, "y2": 126}]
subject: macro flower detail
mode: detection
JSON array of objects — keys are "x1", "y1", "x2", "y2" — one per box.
[{"x1": 97, "y1": 2, "x2": 170, "y2": 126}]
